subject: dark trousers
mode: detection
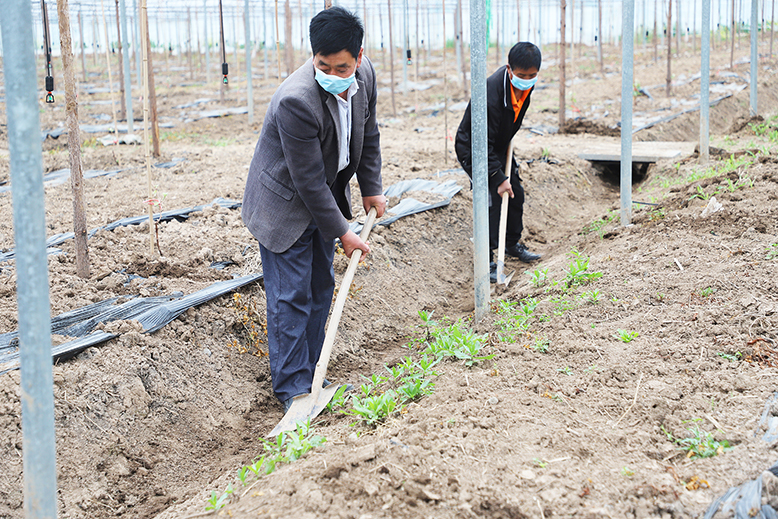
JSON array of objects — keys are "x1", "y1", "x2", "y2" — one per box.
[
  {"x1": 488, "y1": 167, "x2": 525, "y2": 262},
  {"x1": 258, "y1": 222, "x2": 335, "y2": 402}
]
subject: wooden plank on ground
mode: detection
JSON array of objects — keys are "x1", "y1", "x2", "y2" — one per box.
[{"x1": 578, "y1": 141, "x2": 697, "y2": 163}]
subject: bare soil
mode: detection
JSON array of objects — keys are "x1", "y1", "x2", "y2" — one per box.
[{"x1": 1, "y1": 40, "x2": 778, "y2": 519}]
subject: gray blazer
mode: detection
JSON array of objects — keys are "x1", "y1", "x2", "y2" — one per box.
[{"x1": 241, "y1": 56, "x2": 382, "y2": 253}]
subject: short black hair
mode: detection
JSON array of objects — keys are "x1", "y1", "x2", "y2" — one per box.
[
  {"x1": 508, "y1": 42, "x2": 542, "y2": 71},
  {"x1": 309, "y1": 6, "x2": 363, "y2": 59}
]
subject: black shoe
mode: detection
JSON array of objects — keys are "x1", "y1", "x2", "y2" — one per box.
[
  {"x1": 489, "y1": 262, "x2": 497, "y2": 284},
  {"x1": 506, "y1": 243, "x2": 541, "y2": 263}
]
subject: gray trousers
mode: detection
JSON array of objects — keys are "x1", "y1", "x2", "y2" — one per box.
[{"x1": 258, "y1": 222, "x2": 335, "y2": 402}]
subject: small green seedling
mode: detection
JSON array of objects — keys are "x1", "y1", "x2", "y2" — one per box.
[
  {"x1": 532, "y1": 335, "x2": 550, "y2": 353},
  {"x1": 526, "y1": 267, "x2": 549, "y2": 287},
  {"x1": 346, "y1": 390, "x2": 402, "y2": 426},
  {"x1": 662, "y1": 422, "x2": 732, "y2": 459},
  {"x1": 533, "y1": 458, "x2": 548, "y2": 468},
  {"x1": 614, "y1": 329, "x2": 639, "y2": 343},
  {"x1": 767, "y1": 244, "x2": 778, "y2": 260},
  {"x1": 688, "y1": 185, "x2": 711, "y2": 201},
  {"x1": 557, "y1": 366, "x2": 574, "y2": 376},
  {"x1": 205, "y1": 484, "x2": 233, "y2": 511},
  {"x1": 582, "y1": 289, "x2": 600, "y2": 304},
  {"x1": 716, "y1": 352, "x2": 742, "y2": 362},
  {"x1": 325, "y1": 383, "x2": 349, "y2": 412},
  {"x1": 700, "y1": 286, "x2": 716, "y2": 298},
  {"x1": 621, "y1": 467, "x2": 635, "y2": 477},
  {"x1": 564, "y1": 249, "x2": 603, "y2": 288}
]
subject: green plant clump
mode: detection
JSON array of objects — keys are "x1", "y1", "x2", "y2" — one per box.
[
  {"x1": 205, "y1": 420, "x2": 325, "y2": 510},
  {"x1": 614, "y1": 329, "x2": 639, "y2": 343},
  {"x1": 662, "y1": 423, "x2": 733, "y2": 459}
]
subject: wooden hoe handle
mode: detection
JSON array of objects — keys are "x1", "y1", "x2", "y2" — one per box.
[{"x1": 310, "y1": 207, "x2": 378, "y2": 397}]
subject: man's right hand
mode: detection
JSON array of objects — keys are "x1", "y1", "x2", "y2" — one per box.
[
  {"x1": 340, "y1": 229, "x2": 370, "y2": 259},
  {"x1": 497, "y1": 178, "x2": 514, "y2": 198}
]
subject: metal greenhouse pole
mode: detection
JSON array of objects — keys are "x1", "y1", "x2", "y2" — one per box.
[
  {"x1": 621, "y1": 0, "x2": 634, "y2": 227},
  {"x1": 470, "y1": 0, "x2": 489, "y2": 322},
  {"x1": 0, "y1": 0, "x2": 57, "y2": 517},
  {"x1": 750, "y1": 0, "x2": 758, "y2": 116},
  {"x1": 701, "y1": 0, "x2": 711, "y2": 164}
]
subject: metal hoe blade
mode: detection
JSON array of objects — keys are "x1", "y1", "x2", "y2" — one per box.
[{"x1": 268, "y1": 383, "x2": 342, "y2": 437}]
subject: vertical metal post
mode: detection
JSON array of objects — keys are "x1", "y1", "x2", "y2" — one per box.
[
  {"x1": 620, "y1": 0, "x2": 634, "y2": 227},
  {"x1": 470, "y1": 0, "x2": 489, "y2": 322},
  {"x1": 701, "y1": 0, "x2": 711, "y2": 164},
  {"x1": 750, "y1": 0, "x2": 758, "y2": 115},
  {"x1": 245, "y1": 0, "x2": 253, "y2": 124},
  {"x1": 0, "y1": 0, "x2": 56, "y2": 517}
]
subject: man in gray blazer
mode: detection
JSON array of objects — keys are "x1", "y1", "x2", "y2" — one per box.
[{"x1": 242, "y1": 7, "x2": 386, "y2": 412}]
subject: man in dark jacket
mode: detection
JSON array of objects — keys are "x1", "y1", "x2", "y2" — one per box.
[
  {"x1": 242, "y1": 7, "x2": 385, "y2": 412},
  {"x1": 455, "y1": 42, "x2": 542, "y2": 282}
]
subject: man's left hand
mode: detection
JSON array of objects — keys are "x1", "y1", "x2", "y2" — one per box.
[{"x1": 362, "y1": 195, "x2": 388, "y2": 218}]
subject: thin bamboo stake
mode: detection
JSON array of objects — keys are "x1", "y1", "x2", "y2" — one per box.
[
  {"x1": 559, "y1": 0, "x2": 566, "y2": 130},
  {"x1": 140, "y1": 0, "x2": 155, "y2": 256},
  {"x1": 144, "y1": 4, "x2": 160, "y2": 158},
  {"x1": 114, "y1": 0, "x2": 126, "y2": 120},
  {"x1": 100, "y1": 0, "x2": 119, "y2": 142},
  {"x1": 387, "y1": 0, "x2": 397, "y2": 117},
  {"x1": 57, "y1": 0, "x2": 90, "y2": 278},
  {"x1": 274, "y1": 0, "x2": 281, "y2": 82}
]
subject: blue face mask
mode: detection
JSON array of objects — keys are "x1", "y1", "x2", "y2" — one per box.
[
  {"x1": 510, "y1": 74, "x2": 537, "y2": 91},
  {"x1": 314, "y1": 66, "x2": 355, "y2": 95}
]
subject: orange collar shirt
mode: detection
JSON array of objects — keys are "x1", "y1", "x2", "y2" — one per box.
[{"x1": 510, "y1": 86, "x2": 531, "y2": 123}]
